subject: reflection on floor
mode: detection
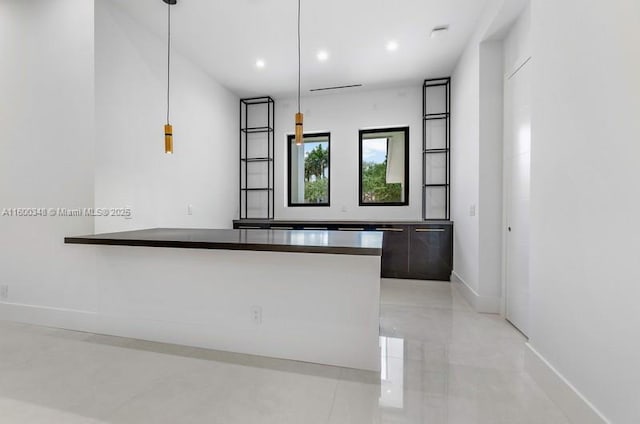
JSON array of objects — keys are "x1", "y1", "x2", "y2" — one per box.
[{"x1": 0, "y1": 280, "x2": 569, "y2": 423}]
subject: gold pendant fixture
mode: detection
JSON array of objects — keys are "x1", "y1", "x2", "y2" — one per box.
[
  {"x1": 164, "y1": 124, "x2": 173, "y2": 154},
  {"x1": 295, "y1": 112, "x2": 303, "y2": 145},
  {"x1": 163, "y1": 0, "x2": 176, "y2": 154},
  {"x1": 294, "y1": 0, "x2": 303, "y2": 146}
]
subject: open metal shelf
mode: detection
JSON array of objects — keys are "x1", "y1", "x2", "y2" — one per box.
[
  {"x1": 241, "y1": 127, "x2": 274, "y2": 134},
  {"x1": 423, "y1": 78, "x2": 451, "y2": 221},
  {"x1": 240, "y1": 96, "x2": 274, "y2": 220}
]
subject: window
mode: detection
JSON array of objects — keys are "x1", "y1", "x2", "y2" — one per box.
[
  {"x1": 359, "y1": 127, "x2": 409, "y2": 206},
  {"x1": 288, "y1": 133, "x2": 330, "y2": 206}
]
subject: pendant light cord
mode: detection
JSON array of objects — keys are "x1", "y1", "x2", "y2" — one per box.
[
  {"x1": 166, "y1": 1, "x2": 171, "y2": 125},
  {"x1": 297, "y1": 0, "x2": 301, "y2": 114}
]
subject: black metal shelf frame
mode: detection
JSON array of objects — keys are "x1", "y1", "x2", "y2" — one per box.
[
  {"x1": 241, "y1": 127, "x2": 274, "y2": 134},
  {"x1": 240, "y1": 96, "x2": 275, "y2": 219},
  {"x1": 423, "y1": 78, "x2": 451, "y2": 221}
]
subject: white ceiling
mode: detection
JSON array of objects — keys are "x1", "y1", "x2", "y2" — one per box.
[{"x1": 109, "y1": 0, "x2": 488, "y2": 98}]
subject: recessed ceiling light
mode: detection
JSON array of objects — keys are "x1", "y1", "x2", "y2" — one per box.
[
  {"x1": 317, "y1": 50, "x2": 329, "y2": 62},
  {"x1": 431, "y1": 25, "x2": 449, "y2": 39},
  {"x1": 255, "y1": 59, "x2": 266, "y2": 69},
  {"x1": 386, "y1": 41, "x2": 398, "y2": 52}
]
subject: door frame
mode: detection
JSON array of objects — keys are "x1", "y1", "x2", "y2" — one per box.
[{"x1": 500, "y1": 55, "x2": 532, "y2": 328}]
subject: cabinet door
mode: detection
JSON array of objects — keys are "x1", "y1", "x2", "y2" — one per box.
[
  {"x1": 378, "y1": 225, "x2": 409, "y2": 278},
  {"x1": 409, "y1": 225, "x2": 453, "y2": 280}
]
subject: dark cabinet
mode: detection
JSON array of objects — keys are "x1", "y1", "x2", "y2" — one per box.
[
  {"x1": 232, "y1": 220, "x2": 453, "y2": 281},
  {"x1": 377, "y1": 224, "x2": 453, "y2": 280},
  {"x1": 409, "y1": 225, "x2": 453, "y2": 281},
  {"x1": 377, "y1": 226, "x2": 409, "y2": 279}
]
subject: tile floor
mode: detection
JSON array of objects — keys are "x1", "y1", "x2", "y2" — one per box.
[{"x1": 0, "y1": 280, "x2": 569, "y2": 423}]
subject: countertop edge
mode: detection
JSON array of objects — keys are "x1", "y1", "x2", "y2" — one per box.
[
  {"x1": 64, "y1": 236, "x2": 382, "y2": 257},
  {"x1": 233, "y1": 219, "x2": 454, "y2": 225}
]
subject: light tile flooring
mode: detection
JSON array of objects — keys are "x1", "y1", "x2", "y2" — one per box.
[{"x1": 0, "y1": 280, "x2": 569, "y2": 423}]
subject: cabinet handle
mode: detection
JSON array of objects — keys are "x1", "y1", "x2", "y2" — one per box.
[
  {"x1": 303, "y1": 227, "x2": 328, "y2": 230},
  {"x1": 238, "y1": 226, "x2": 261, "y2": 229},
  {"x1": 415, "y1": 228, "x2": 445, "y2": 232},
  {"x1": 376, "y1": 228, "x2": 404, "y2": 232},
  {"x1": 339, "y1": 228, "x2": 364, "y2": 231},
  {"x1": 272, "y1": 227, "x2": 294, "y2": 230}
]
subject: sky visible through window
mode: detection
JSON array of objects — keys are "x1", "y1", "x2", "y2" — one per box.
[
  {"x1": 304, "y1": 141, "x2": 324, "y2": 156},
  {"x1": 362, "y1": 138, "x2": 388, "y2": 164}
]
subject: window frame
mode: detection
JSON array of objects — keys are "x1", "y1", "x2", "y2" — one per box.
[
  {"x1": 358, "y1": 126, "x2": 410, "y2": 207},
  {"x1": 287, "y1": 132, "x2": 331, "y2": 207}
]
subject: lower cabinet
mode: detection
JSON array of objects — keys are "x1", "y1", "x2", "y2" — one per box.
[
  {"x1": 232, "y1": 220, "x2": 454, "y2": 281},
  {"x1": 378, "y1": 224, "x2": 453, "y2": 281},
  {"x1": 409, "y1": 225, "x2": 453, "y2": 281},
  {"x1": 378, "y1": 225, "x2": 410, "y2": 279}
]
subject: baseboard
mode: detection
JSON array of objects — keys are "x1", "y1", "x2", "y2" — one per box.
[
  {"x1": 0, "y1": 298, "x2": 379, "y2": 371},
  {"x1": 525, "y1": 344, "x2": 610, "y2": 424},
  {"x1": 0, "y1": 301, "x2": 266, "y2": 352},
  {"x1": 0, "y1": 301, "x2": 99, "y2": 333},
  {"x1": 451, "y1": 271, "x2": 501, "y2": 313}
]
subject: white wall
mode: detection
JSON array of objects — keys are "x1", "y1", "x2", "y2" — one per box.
[
  {"x1": 450, "y1": 0, "x2": 514, "y2": 311},
  {"x1": 94, "y1": 1, "x2": 238, "y2": 233},
  {"x1": 478, "y1": 41, "x2": 504, "y2": 306},
  {"x1": 503, "y1": 4, "x2": 531, "y2": 77},
  {"x1": 0, "y1": 0, "x2": 97, "y2": 312},
  {"x1": 273, "y1": 86, "x2": 423, "y2": 221},
  {"x1": 528, "y1": 0, "x2": 640, "y2": 422},
  {"x1": 450, "y1": 36, "x2": 480, "y2": 296},
  {"x1": 0, "y1": 0, "x2": 241, "y2": 344}
]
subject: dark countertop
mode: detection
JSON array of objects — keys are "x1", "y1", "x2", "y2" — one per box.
[
  {"x1": 233, "y1": 219, "x2": 453, "y2": 226},
  {"x1": 64, "y1": 228, "x2": 383, "y2": 256}
]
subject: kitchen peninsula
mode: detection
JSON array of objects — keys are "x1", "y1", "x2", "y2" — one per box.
[{"x1": 65, "y1": 228, "x2": 383, "y2": 371}]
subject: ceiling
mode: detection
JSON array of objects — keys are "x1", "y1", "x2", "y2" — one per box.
[{"x1": 109, "y1": 0, "x2": 488, "y2": 98}]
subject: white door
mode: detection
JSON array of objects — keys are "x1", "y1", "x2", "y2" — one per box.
[{"x1": 504, "y1": 58, "x2": 531, "y2": 336}]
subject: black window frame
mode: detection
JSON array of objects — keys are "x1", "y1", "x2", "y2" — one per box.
[
  {"x1": 359, "y1": 127, "x2": 410, "y2": 207},
  {"x1": 287, "y1": 132, "x2": 331, "y2": 207}
]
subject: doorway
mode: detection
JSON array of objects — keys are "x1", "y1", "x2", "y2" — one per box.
[{"x1": 503, "y1": 57, "x2": 532, "y2": 336}]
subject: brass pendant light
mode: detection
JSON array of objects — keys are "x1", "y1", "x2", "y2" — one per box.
[
  {"x1": 295, "y1": 0, "x2": 303, "y2": 146},
  {"x1": 163, "y1": 0, "x2": 177, "y2": 154}
]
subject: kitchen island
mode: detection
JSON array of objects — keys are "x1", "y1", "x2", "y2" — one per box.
[{"x1": 65, "y1": 228, "x2": 383, "y2": 371}]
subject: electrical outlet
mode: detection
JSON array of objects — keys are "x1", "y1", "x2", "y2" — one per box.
[
  {"x1": 469, "y1": 205, "x2": 476, "y2": 217},
  {"x1": 250, "y1": 305, "x2": 262, "y2": 325},
  {"x1": 0, "y1": 285, "x2": 8, "y2": 300},
  {"x1": 187, "y1": 204, "x2": 193, "y2": 216}
]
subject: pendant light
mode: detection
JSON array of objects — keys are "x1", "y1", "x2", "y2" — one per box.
[
  {"x1": 295, "y1": 0, "x2": 303, "y2": 146},
  {"x1": 163, "y1": 0, "x2": 177, "y2": 154}
]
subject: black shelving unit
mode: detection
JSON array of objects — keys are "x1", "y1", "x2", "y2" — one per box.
[
  {"x1": 240, "y1": 97, "x2": 274, "y2": 219},
  {"x1": 423, "y1": 78, "x2": 451, "y2": 220}
]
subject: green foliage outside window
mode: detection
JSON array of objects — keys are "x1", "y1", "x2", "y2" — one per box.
[
  {"x1": 361, "y1": 161, "x2": 402, "y2": 203},
  {"x1": 304, "y1": 144, "x2": 329, "y2": 203},
  {"x1": 304, "y1": 179, "x2": 328, "y2": 203}
]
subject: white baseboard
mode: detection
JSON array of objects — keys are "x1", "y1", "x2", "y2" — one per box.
[
  {"x1": 451, "y1": 271, "x2": 501, "y2": 313},
  {"x1": 0, "y1": 301, "x2": 266, "y2": 352},
  {"x1": 525, "y1": 344, "x2": 610, "y2": 424},
  {"x1": 0, "y1": 301, "x2": 98, "y2": 333}
]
